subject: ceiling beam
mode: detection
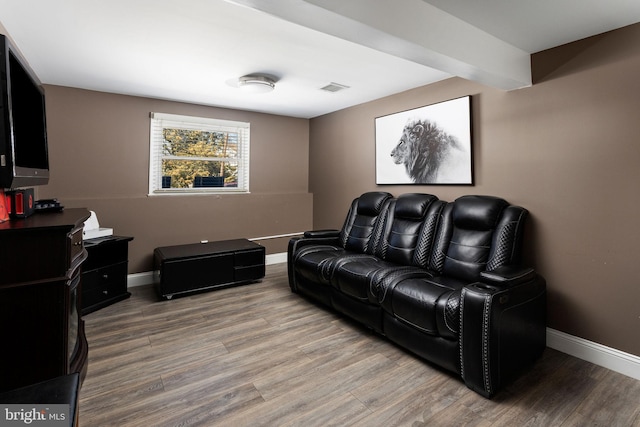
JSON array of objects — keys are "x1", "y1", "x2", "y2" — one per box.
[{"x1": 226, "y1": 0, "x2": 532, "y2": 90}]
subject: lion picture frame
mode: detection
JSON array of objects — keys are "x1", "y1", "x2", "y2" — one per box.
[{"x1": 375, "y1": 95, "x2": 473, "y2": 185}]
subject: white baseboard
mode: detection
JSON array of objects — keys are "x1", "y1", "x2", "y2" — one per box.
[
  {"x1": 127, "y1": 271, "x2": 156, "y2": 288},
  {"x1": 547, "y1": 328, "x2": 640, "y2": 381},
  {"x1": 266, "y1": 252, "x2": 288, "y2": 265},
  {"x1": 125, "y1": 255, "x2": 640, "y2": 381}
]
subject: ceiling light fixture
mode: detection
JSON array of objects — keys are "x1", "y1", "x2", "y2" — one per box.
[{"x1": 238, "y1": 74, "x2": 276, "y2": 93}]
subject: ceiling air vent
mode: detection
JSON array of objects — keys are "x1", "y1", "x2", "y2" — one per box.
[{"x1": 320, "y1": 82, "x2": 350, "y2": 93}]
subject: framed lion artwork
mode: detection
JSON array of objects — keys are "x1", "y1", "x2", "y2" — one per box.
[{"x1": 375, "y1": 96, "x2": 473, "y2": 185}]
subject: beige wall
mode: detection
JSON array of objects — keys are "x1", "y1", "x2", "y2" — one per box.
[
  {"x1": 309, "y1": 24, "x2": 640, "y2": 357},
  {"x1": 6, "y1": 20, "x2": 640, "y2": 357},
  {"x1": 39, "y1": 87, "x2": 312, "y2": 273}
]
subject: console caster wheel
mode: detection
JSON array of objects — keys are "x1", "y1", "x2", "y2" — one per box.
[{"x1": 166, "y1": 295, "x2": 173, "y2": 300}]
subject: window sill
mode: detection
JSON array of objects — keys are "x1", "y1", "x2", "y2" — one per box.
[{"x1": 148, "y1": 189, "x2": 250, "y2": 196}]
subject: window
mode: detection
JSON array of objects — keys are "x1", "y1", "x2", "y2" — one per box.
[{"x1": 149, "y1": 112, "x2": 250, "y2": 195}]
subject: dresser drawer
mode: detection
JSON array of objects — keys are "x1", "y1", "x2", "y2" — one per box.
[
  {"x1": 69, "y1": 227, "x2": 84, "y2": 265},
  {"x1": 81, "y1": 262, "x2": 129, "y2": 314},
  {"x1": 235, "y1": 264, "x2": 265, "y2": 282},
  {"x1": 234, "y1": 247, "x2": 265, "y2": 267},
  {"x1": 82, "y1": 262, "x2": 128, "y2": 292},
  {"x1": 83, "y1": 239, "x2": 130, "y2": 271},
  {"x1": 83, "y1": 286, "x2": 118, "y2": 310}
]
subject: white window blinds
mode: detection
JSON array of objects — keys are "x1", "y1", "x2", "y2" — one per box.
[{"x1": 149, "y1": 112, "x2": 250, "y2": 195}]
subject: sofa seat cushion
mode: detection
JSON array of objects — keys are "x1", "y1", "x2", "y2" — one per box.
[
  {"x1": 294, "y1": 245, "x2": 347, "y2": 285},
  {"x1": 330, "y1": 256, "x2": 390, "y2": 300},
  {"x1": 331, "y1": 257, "x2": 431, "y2": 303},
  {"x1": 380, "y1": 275, "x2": 466, "y2": 340}
]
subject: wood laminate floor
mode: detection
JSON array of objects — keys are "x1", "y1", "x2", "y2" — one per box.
[{"x1": 79, "y1": 263, "x2": 640, "y2": 426}]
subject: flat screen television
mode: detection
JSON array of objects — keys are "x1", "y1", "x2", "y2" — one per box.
[{"x1": 0, "y1": 34, "x2": 49, "y2": 189}]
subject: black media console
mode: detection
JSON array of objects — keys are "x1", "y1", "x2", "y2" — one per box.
[{"x1": 154, "y1": 238, "x2": 265, "y2": 299}]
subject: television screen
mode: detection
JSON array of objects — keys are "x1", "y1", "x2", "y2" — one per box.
[
  {"x1": 0, "y1": 34, "x2": 49, "y2": 189},
  {"x1": 9, "y1": 51, "x2": 48, "y2": 171}
]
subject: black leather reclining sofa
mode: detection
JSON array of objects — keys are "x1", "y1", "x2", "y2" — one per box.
[{"x1": 288, "y1": 192, "x2": 546, "y2": 398}]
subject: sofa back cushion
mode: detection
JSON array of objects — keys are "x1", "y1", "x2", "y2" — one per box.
[
  {"x1": 339, "y1": 192, "x2": 393, "y2": 254},
  {"x1": 486, "y1": 204, "x2": 529, "y2": 270},
  {"x1": 374, "y1": 193, "x2": 440, "y2": 266},
  {"x1": 431, "y1": 195, "x2": 527, "y2": 282}
]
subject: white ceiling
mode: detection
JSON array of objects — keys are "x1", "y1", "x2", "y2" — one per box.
[{"x1": 1, "y1": 0, "x2": 639, "y2": 118}]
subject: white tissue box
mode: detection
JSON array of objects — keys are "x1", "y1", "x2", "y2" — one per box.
[
  {"x1": 83, "y1": 227, "x2": 114, "y2": 240},
  {"x1": 83, "y1": 210, "x2": 114, "y2": 240}
]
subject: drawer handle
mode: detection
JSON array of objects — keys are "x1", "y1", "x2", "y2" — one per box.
[{"x1": 103, "y1": 290, "x2": 109, "y2": 295}]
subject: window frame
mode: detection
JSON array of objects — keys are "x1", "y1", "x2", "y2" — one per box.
[{"x1": 148, "y1": 112, "x2": 250, "y2": 196}]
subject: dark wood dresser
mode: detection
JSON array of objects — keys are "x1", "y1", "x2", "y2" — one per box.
[{"x1": 0, "y1": 208, "x2": 90, "y2": 393}]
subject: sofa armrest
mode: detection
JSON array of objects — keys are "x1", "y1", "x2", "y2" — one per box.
[
  {"x1": 287, "y1": 232, "x2": 343, "y2": 291},
  {"x1": 460, "y1": 273, "x2": 546, "y2": 398},
  {"x1": 288, "y1": 232, "x2": 342, "y2": 254},
  {"x1": 480, "y1": 266, "x2": 536, "y2": 287},
  {"x1": 304, "y1": 229, "x2": 340, "y2": 238}
]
